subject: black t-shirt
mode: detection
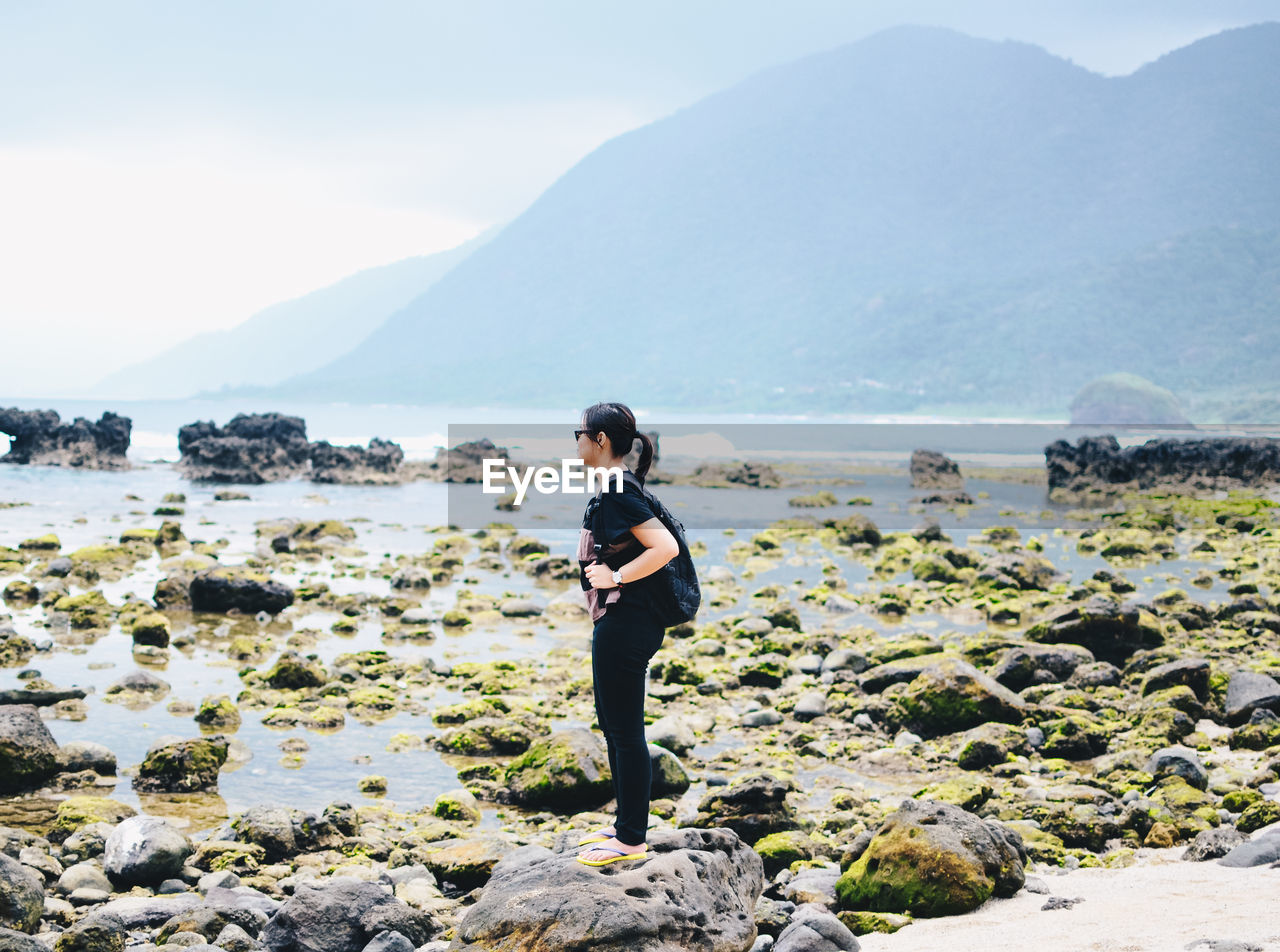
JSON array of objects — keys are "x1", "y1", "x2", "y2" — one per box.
[{"x1": 580, "y1": 470, "x2": 663, "y2": 616}]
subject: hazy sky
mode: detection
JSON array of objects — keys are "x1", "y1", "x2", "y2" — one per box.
[{"x1": 1, "y1": 0, "x2": 1276, "y2": 397}]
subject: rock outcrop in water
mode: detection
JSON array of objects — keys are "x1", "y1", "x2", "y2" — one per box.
[
  {"x1": 1045, "y1": 433, "x2": 1280, "y2": 500},
  {"x1": 0, "y1": 408, "x2": 131, "y2": 469},
  {"x1": 177, "y1": 412, "x2": 408, "y2": 484}
]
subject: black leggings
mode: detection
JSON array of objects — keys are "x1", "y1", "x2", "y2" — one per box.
[{"x1": 591, "y1": 598, "x2": 666, "y2": 845}]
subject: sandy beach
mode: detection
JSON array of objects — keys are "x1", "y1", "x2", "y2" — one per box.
[{"x1": 856, "y1": 849, "x2": 1280, "y2": 952}]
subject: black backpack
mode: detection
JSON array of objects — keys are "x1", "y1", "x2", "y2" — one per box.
[{"x1": 590, "y1": 470, "x2": 701, "y2": 628}]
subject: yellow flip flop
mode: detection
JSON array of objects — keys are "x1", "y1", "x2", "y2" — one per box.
[
  {"x1": 577, "y1": 846, "x2": 648, "y2": 866},
  {"x1": 576, "y1": 827, "x2": 616, "y2": 847}
]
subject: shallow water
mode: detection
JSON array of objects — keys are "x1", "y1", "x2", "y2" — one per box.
[{"x1": 0, "y1": 456, "x2": 1248, "y2": 829}]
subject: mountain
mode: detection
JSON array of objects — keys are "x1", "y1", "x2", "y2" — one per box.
[
  {"x1": 85, "y1": 227, "x2": 497, "y2": 400},
  {"x1": 234, "y1": 23, "x2": 1280, "y2": 414}
]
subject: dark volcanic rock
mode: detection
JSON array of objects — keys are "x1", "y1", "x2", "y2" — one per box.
[
  {"x1": 1224, "y1": 669, "x2": 1280, "y2": 726},
  {"x1": 0, "y1": 408, "x2": 131, "y2": 469},
  {"x1": 262, "y1": 878, "x2": 438, "y2": 952},
  {"x1": 133, "y1": 737, "x2": 229, "y2": 793},
  {"x1": 1025, "y1": 595, "x2": 1164, "y2": 665},
  {"x1": 0, "y1": 704, "x2": 61, "y2": 793},
  {"x1": 886, "y1": 657, "x2": 1028, "y2": 739},
  {"x1": 189, "y1": 566, "x2": 294, "y2": 615},
  {"x1": 693, "y1": 772, "x2": 801, "y2": 843},
  {"x1": 177, "y1": 412, "x2": 311, "y2": 483},
  {"x1": 909, "y1": 449, "x2": 963, "y2": 490},
  {"x1": 309, "y1": 438, "x2": 404, "y2": 485},
  {"x1": 1045, "y1": 433, "x2": 1280, "y2": 497},
  {"x1": 0, "y1": 852, "x2": 44, "y2": 933},
  {"x1": 449, "y1": 827, "x2": 763, "y2": 952}
]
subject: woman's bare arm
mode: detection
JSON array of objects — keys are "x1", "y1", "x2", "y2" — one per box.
[{"x1": 584, "y1": 517, "x2": 678, "y2": 589}]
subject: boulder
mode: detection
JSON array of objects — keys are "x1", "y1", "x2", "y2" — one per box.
[
  {"x1": 133, "y1": 737, "x2": 229, "y2": 793},
  {"x1": 1025, "y1": 595, "x2": 1164, "y2": 664},
  {"x1": 1183, "y1": 827, "x2": 1247, "y2": 862},
  {"x1": 261, "y1": 878, "x2": 439, "y2": 952},
  {"x1": 103, "y1": 816, "x2": 193, "y2": 887},
  {"x1": 449, "y1": 827, "x2": 763, "y2": 952},
  {"x1": 774, "y1": 903, "x2": 860, "y2": 952},
  {"x1": 693, "y1": 771, "x2": 801, "y2": 843},
  {"x1": 909, "y1": 450, "x2": 962, "y2": 490},
  {"x1": 1140, "y1": 658, "x2": 1211, "y2": 701},
  {"x1": 886, "y1": 658, "x2": 1027, "y2": 739},
  {"x1": 835, "y1": 799, "x2": 1026, "y2": 917},
  {"x1": 53, "y1": 911, "x2": 126, "y2": 952},
  {"x1": 190, "y1": 566, "x2": 293, "y2": 615},
  {"x1": 1146, "y1": 746, "x2": 1209, "y2": 791},
  {"x1": 0, "y1": 704, "x2": 60, "y2": 793},
  {"x1": 988, "y1": 644, "x2": 1093, "y2": 690},
  {"x1": 1224, "y1": 669, "x2": 1280, "y2": 726},
  {"x1": 0, "y1": 408, "x2": 131, "y2": 469},
  {"x1": 177, "y1": 412, "x2": 310, "y2": 484},
  {"x1": 0, "y1": 852, "x2": 43, "y2": 933},
  {"x1": 502, "y1": 729, "x2": 612, "y2": 809}
]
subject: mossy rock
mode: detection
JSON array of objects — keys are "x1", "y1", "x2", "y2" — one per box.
[
  {"x1": 835, "y1": 799, "x2": 1025, "y2": 917},
  {"x1": 134, "y1": 736, "x2": 229, "y2": 792},
  {"x1": 432, "y1": 788, "x2": 482, "y2": 823},
  {"x1": 52, "y1": 590, "x2": 115, "y2": 629},
  {"x1": 837, "y1": 910, "x2": 913, "y2": 936},
  {"x1": 1221, "y1": 789, "x2": 1262, "y2": 813},
  {"x1": 129, "y1": 611, "x2": 172, "y2": 647},
  {"x1": 503, "y1": 728, "x2": 612, "y2": 808},
  {"x1": 263, "y1": 652, "x2": 328, "y2": 689},
  {"x1": 195, "y1": 695, "x2": 242, "y2": 729},
  {"x1": 885, "y1": 657, "x2": 1027, "y2": 739},
  {"x1": 49, "y1": 795, "x2": 136, "y2": 842},
  {"x1": 435, "y1": 717, "x2": 536, "y2": 756},
  {"x1": 1237, "y1": 799, "x2": 1280, "y2": 834},
  {"x1": 913, "y1": 778, "x2": 993, "y2": 812},
  {"x1": 19, "y1": 534, "x2": 60, "y2": 551},
  {"x1": 752, "y1": 829, "x2": 815, "y2": 877}
]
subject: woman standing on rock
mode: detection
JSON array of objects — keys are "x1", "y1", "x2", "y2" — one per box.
[{"x1": 574, "y1": 401, "x2": 679, "y2": 867}]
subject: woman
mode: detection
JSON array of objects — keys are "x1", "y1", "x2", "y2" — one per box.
[{"x1": 573, "y1": 401, "x2": 679, "y2": 867}]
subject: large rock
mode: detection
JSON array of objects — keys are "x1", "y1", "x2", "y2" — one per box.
[
  {"x1": 53, "y1": 911, "x2": 126, "y2": 952},
  {"x1": 886, "y1": 658, "x2": 1027, "y2": 739},
  {"x1": 774, "y1": 903, "x2": 860, "y2": 952},
  {"x1": 0, "y1": 852, "x2": 44, "y2": 933},
  {"x1": 1025, "y1": 594, "x2": 1164, "y2": 664},
  {"x1": 1224, "y1": 669, "x2": 1280, "y2": 726},
  {"x1": 190, "y1": 566, "x2": 294, "y2": 615},
  {"x1": 177, "y1": 412, "x2": 310, "y2": 483},
  {"x1": 133, "y1": 737, "x2": 229, "y2": 793},
  {"x1": 835, "y1": 799, "x2": 1026, "y2": 917},
  {"x1": 693, "y1": 771, "x2": 801, "y2": 843},
  {"x1": 449, "y1": 827, "x2": 764, "y2": 952},
  {"x1": 309, "y1": 438, "x2": 404, "y2": 485},
  {"x1": 502, "y1": 729, "x2": 612, "y2": 809},
  {"x1": 1046, "y1": 433, "x2": 1280, "y2": 496},
  {"x1": 103, "y1": 816, "x2": 193, "y2": 887},
  {"x1": 1218, "y1": 830, "x2": 1280, "y2": 868},
  {"x1": 988, "y1": 643, "x2": 1093, "y2": 690},
  {"x1": 0, "y1": 408, "x2": 131, "y2": 469},
  {"x1": 261, "y1": 878, "x2": 439, "y2": 952},
  {"x1": 0, "y1": 704, "x2": 60, "y2": 793},
  {"x1": 909, "y1": 449, "x2": 962, "y2": 490}
]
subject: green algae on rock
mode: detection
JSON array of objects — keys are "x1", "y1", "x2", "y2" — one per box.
[{"x1": 133, "y1": 736, "x2": 229, "y2": 793}]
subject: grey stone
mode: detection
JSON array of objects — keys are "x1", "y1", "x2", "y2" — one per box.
[
  {"x1": 1217, "y1": 831, "x2": 1280, "y2": 868},
  {"x1": 1224, "y1": 669, "x2": 1280, "y2": 726},
  {"x1": 0, "y1": 852, "x2": 44, "y2": 933},
  {"x1": 0, "y1": 927, "x2": 46, "y2": 952},
  {"x1": 104, "y1": 817, "x2": 192, "y2": 888},
  {"x1": 261, "y1": 878, "x2": 437, "y2": 952},
  {"x1": 52, "y1": 911, "x2": 126, "y2": 952},
  {"x1": 57, "y1": 863, "x2": 112, "y2": 896},
  {"x1": 450, "y1": 827, "x2": 763, "y2": 952},
  {"x1": 360, "y1": 933, "x2": 415, "y2": 952},
  {"x1": 773, "y1": 902, "x2": 859, "y2": 952},
  {"x1": 1146, "y1": 746, "x2": 1208, "y2": 790},
  {"x1": 1184, "y1": 827, "x2": 1248, "y2": 862},
  {"x1": 56, "y1": 742, "x2": 118, "y2": 776}
]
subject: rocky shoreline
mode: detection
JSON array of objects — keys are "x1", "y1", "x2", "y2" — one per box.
[{"x1": 1, "y1": 462, "x2": 1280, "y2": 950}]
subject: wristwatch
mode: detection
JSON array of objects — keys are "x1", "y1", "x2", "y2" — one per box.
[{"x1": 611, "y1": 569, "x2": 624, "y2": 586}]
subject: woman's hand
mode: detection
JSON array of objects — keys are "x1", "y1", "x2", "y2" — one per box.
[{"x1": 584, "y1": 562, "x2": 618, "y2": 589}]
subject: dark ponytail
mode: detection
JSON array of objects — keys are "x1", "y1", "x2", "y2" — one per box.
[{"x1": 581, "y1": 401, "x2": 655, "y2": 485}]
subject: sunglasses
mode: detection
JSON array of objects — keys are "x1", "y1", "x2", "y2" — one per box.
[{"x1": 574, "y1": 429, "x2": 592, "y2": 441}]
